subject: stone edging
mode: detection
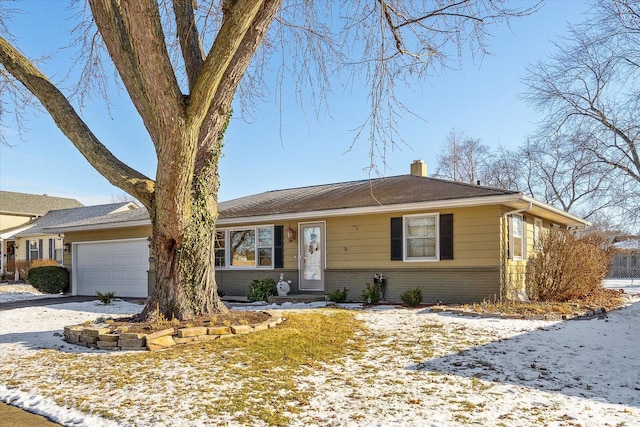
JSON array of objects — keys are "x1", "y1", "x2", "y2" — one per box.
[
  {"x1": 63, "y1": 311, "x2": 284, "y2": 352},
  {"x1": 429, "y1": 306, "x2": 608, "y2": 321}
]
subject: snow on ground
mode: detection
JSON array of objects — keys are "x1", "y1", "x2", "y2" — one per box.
[
  {"x1": 0, "y1": 279, "x2": 639, "y2": 426},
  {"x1": 0, "y1": 284, "x2": 66, "y2": 303}
]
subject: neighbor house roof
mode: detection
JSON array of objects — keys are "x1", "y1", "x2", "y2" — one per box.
[
  {"x1": 12, "y1": 202, "x2": 138, "y2": 238},
  {"x1": 44, "y1": 205, "x2": 150, "y2": 232},
  {"x1": 0, "y1": 191, "x2": 83, "y2": 216},
  {"x1": 48, "y1": 174, "x2": 590, "y2": 231},
  {"x1": 612, "y1": 237, "x2": 640, "y2": 251}
]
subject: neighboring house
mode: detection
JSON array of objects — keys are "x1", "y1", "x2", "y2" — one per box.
[
  {"x1": 49, "y1": 160, "x2": 589, "y2": 303},
  {"x1": 609, "y1": 237, "x2": 640, "y2": 279},
  {"x1": 2, "y1": 202, "x2": 138, "y2": 276},
  {"x1": 0, "y1": 191, "x2": 83, "y2": 276}
]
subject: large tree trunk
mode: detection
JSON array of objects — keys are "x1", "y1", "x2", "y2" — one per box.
[{"x1": 142, "y1": 138, "x2": 228, "y2": 320}]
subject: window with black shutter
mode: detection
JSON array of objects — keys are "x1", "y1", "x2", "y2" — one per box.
[
  {"x1": 390, "y1": 217, "x2": 403, "y2": 260},
  {"x1": 439, "y1": 214, "x2": 454, "y2": 260},
  {"x1": 274, "y1": 225, "x2": 284, "y2": 268}
]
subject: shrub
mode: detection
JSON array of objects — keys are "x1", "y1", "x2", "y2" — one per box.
[
  {"x1": 328, "y1": 287, "x2": 349, "y2": 303},
  {"x1": 361, "y1": 282, "x2": 382, "y2": 305},
  {"x1": 526, "y1": 229, "x2": 612, "y2": 302},
  {"x1": 96, "y1": 291, "x2": 116, "y2": 305},
  {"x1": 247, "y1": 278, "x2": 277, "y2": 302},
  {"x1": 27, "y1": 266, "x2": 69, "y2": 294},
  {"x1": 400, "y1": 287, "x2": 423, "y2": 307}
]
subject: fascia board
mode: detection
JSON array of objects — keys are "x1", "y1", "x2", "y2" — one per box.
[
  {"x1": 44, "y1": 219, "x2": 152, "y2": 233},
  {"x1": 521, "y1": 196, "x2": 591, "y2": 227}
]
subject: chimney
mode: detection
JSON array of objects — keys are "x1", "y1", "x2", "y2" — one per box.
[{"x1": 410, "y1": 160, "x2": 427, "y2": 177}]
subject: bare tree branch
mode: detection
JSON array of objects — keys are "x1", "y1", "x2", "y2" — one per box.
[
  {"x1": 0, "y1": 36, "x2": 155, "y2": 205},
  {"x1": 89, "y1": 0, "x2": 184, "y2": 143},
  {"x1": 172, "y1": 0, "x2": 205, "y2": 90}
]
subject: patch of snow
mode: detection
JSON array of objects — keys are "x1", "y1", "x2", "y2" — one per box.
[
  {"x1": 1, "y1": 284, "x2": 639, "y2": 425},
  {"x1": 603, "y1": 278, "x2": 640, "y2": 295}
]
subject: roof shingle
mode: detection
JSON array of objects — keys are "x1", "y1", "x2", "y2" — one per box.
[
  {"x1": 218, "y1": 175, "x2": 518, "y2": 219},
  {"x1": 0, "y1": 191, "x2": 83, "y2": 216}
]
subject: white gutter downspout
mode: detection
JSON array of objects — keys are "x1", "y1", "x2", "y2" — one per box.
[{"x1": 501, "y1": 202, "x2": 532, "y2": 301}]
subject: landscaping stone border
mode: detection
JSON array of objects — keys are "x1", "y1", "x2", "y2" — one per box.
[
  {"x1": 63, "y1": 311, "x2": 284, "y2": 352},
  {"x1": 429, "y1": 306, "x2": 608, "y2": 321}
]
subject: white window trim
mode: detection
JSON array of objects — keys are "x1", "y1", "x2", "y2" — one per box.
[
  {"x1": 403, "y1": 213, "x2": 440, "y2": 262},
  {"x1": 217, "y1": 225, "x2": 275, "y2": 270},
  {"x1": 509, "y1": 214, "x2": 525, "y2": 261}
]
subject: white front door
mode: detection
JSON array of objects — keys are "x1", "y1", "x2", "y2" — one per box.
[{"x1": 299, "y1": 222, "x2": 325, "y2": 291}]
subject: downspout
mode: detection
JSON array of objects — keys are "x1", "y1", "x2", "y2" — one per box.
[{"x1": 501, "y1": 202, "x2": 532, "y2": 301}]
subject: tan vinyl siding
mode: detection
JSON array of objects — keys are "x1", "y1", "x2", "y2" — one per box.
[
  {"x1": 324, "y1": 205, "x2": 502, "y2": 269},
  {"x1": 0, "y1": 214, "x2": 33, "y2": 230}
]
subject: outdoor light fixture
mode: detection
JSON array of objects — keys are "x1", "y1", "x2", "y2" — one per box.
[
  {"x1": 286, "y1": 225, "x2": 297, "y2": 243},
  {"x1": 147, "y1": 236, "x2": 152, "y2": 247},
  {"x1": 64, "y1": 243, "x2": 71, "y2": 253}
]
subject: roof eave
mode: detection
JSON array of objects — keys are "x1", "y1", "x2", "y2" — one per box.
[
  {"x1": 520, "y1": 196, "x2": 591, "y2": 227},
  {"x1": 44, "y1": 219, "x2": 152, "y2": 233},
  {"x1": 42, "y1": 194, "x2": 590, "y2": 230}
]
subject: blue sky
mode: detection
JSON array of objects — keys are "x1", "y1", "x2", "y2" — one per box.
[{"x1": 0, "y1": 1, "x2": 593, "y2": 206}]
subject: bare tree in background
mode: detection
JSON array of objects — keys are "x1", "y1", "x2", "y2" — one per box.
[
  {"x1": 434, "y1": 129, "x2": 491, "y2": 184},
  {"x1": 0, "y1": 1, "x2": 539, "y2": 320},
  {"x1": 481, "y1": 145, "x2": 523, "y2": 191},
  {"x1": 519, "y1": 135, "x2": 617, "y2": 220},
  {"x1": 524, "y1": 0, "x2": 640, "y2": 228}
]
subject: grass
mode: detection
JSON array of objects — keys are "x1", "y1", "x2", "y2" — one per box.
[{"x1": 0, "y1": 310, "x2": 366, "y2": 426}]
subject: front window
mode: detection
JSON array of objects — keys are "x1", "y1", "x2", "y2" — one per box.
[
  {"x1": 214, "y1": 231, "x2": 226, "y2": 267},
  {"x1": 29, "y1": 240, "x2": 39, "y2": 260},
  {"x1": 230, "y1": 229, "x2": 255, "y2": 266},
  {"x1": 257, "y1": 227, "x2": 273, "y2": 266},
  {"x1": 404, "y1": 214, "x2": 438, "y2": 261},
  {"x1": 510, "y1": 214, "x2": 524, "y2": 260},
  {"x1": 220, "y1": 226, "x2": 274, "y2": 269}
]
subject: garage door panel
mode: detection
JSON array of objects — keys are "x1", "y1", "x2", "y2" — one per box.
[{"x1": 75, "y1": 240, "x2": 149, "y2": 298}]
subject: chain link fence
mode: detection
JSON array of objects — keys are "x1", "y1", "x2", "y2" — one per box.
[{"x1": 607, "y1": 252, "x2": 640, "y2": 279}]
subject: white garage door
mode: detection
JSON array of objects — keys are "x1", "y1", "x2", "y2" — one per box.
[{"x1": 74, "y1": 239, "x2": 149, "y2": 298}]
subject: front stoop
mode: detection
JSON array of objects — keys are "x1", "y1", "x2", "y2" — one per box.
[
  {"x1": 267, "y1": 294, "x2": 326, "y2": 304},
  {"x1": 63, "y1": 311, "x2": 284, "y2": 352}
]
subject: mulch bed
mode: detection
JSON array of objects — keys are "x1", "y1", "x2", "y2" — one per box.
[{"x1": 105, "y1": 310, "x2": 272, "y2": 334}]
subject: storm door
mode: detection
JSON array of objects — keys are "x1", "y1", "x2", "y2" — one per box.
[{"x1": 299, "y1": 222, "x2": 325, "y2": 291}]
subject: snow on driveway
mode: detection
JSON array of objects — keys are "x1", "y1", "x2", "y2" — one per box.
[{"x1": 0, "y1": 280, "x2": 638, "y2": 426}]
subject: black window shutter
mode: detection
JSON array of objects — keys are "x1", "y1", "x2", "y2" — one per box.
[
  {"x1": 49, "y1": 239, "x2": 54, "y2": 259},
  {"x1": 38, "y1": 239, "x2": 43, "y2": 259},
  {"x1": 439, "y1": 214, "x2": 454, "y2": 260},
  {"x1": 25, "y1": 239, "x2": 30, "y2": 260},
  {"x1": 274, "y1": 225, "x2": 284, "y2": 268},
  {"x1": 390, "y1": 217, "x2": 403, "y2": 260}
]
